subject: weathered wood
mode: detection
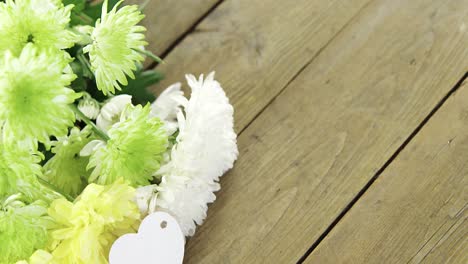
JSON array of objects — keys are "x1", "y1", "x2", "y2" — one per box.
[
  {"x1": 162, "y1": 0, "x2": 468, "y2": 262},
  {"x1": 152, "y1": 0, "x2": 371, "y2": 131},
  {"x1": 127, "y1": 0, "x2": 219, "y2": 58},
  {"x1": 420, "y1": 210, "x2": 467, "y2": 264},
  {"x1": 305, "y1": 81, "x2": 468, "y2": 263}
]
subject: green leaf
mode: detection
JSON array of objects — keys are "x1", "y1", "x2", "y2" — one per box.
[
  {"x1": 83, "y1": 0, "x2": 121, "y2": 22},
  {"x1": 168, "y1": 130, "x2": 179, "y2": 145},
  {"x1": 76, "y1": 53, "x2": 94, "y2": 79},
  {"x1": 117, "y1": 70, "x2": 164, "y2": 105},
  {"x1": 63, "y1": 0, "x2": 92, "y2": 25},
  {"x1": 63, "y1": 0, "x2": 86, "y2": 12}
]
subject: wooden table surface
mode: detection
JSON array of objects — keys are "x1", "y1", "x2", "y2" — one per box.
[{"x1": 135, "y1": 0, "x2": 468, "y2": 263}]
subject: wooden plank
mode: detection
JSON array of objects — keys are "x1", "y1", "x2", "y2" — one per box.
[
  {"x1": 305, "y1": 81, "x2": 468, "y2": 263},
  {"x1": 420, "y1": 210, "x2": 467, "y2": 264},
  {"x1": 127, "y1": 0, "x2": 220, "y2": 58},
  {"x1": 173, "y1": 0, "x2": 468, "y2": 262},
  {"x1": 152, "y1": 0, "x2": 372, "y2": 131}
]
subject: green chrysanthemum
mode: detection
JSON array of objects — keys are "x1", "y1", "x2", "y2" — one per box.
[
  {"x1": 0, "y1": 44, "x2": 79, "y2": 146},
  {"x1": 0, "y1": 0, "x2": 77, "y2": 56},
  {"x1": 0, "y1": 195, "x2": 54, "y2": 264},
  {"x1": 0, "y1": 141, "x2": 57, "y2": 203},
  {"x1": 0, "y1": 142, "x2": 39, "y2": 199},
  {"x1": 83, "y1": 0, "x2": 147, "y2": 95},
  {"x1": 43, "y1": 127, "x2": 95, "y2": 198},
  {"x1": 85, "y1": 104, "x2": 168, "y2": 186}
]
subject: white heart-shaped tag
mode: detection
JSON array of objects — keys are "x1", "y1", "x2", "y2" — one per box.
[{"x1": 109, "y1": 212, "x2": 185, "y2": 264}]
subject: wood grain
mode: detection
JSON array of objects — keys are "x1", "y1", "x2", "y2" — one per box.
[
  {"x1": 305, "y1": 81, "x2": 468, "y2": 264},
  {"x1": 170, "y1": 0, "x2": 468, "y2": 262},
  {"x1": 420, "y1": 210, "x2": 467, "y2": 264},
  {"x1": 127, "y1": 0, "x2": 220, "y2": 59},
  {"x1": 152, "y1": 0, "x2": 372, "y2": 131}
]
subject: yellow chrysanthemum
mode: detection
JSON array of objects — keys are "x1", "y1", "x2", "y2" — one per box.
[
  {"x1": 0, "y1": 0, "x2": 77, "y2": 56},
  {"x1": 0, "y1": 44, "x2": 79, "y2": 146},
  {"x1": 47, "y1": 180, "x2": 140, "y2": 264},
  {"x1": 84, "y1": 0, "x2": 147, "y2": 95},
  {"x1": 15, "y1": 249, "x2": 54, "y2": 264}
]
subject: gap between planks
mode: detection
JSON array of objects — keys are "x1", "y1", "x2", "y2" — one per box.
[
  {"x1": 145, "y1": 0, "x2": 468, "y2": 262},
  {"x1": 148, "y1": 0, "x2": 373, "y2": 137},
  {"x1": 145, "y1": 0, "x2": 225, "y2": 70},
  {"x1": 297, "y1": 71, "x2": 468, "y2": 264},
  {"x1": 237, "y1": 0, "x2": 375, "y2": 136}
]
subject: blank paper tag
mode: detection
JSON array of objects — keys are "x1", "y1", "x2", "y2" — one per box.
[{"x1": 109, "y1": 212, "x2": 185, "y2": 264}]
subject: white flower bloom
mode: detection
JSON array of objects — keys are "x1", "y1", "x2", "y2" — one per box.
[
  {"x1": 77, "y1": 93, "x2": 100, "y2": 120},
  {"x1": 150, "y1": 82, "x2": 187, "y2": 134},
  {"x1": 134, "y1": 184, "x2": 158, "y2": 215},
  {"x1": 96, "y1": 94, "x2": 132, "y2": 131},
  {"x1": 136, "y1": 72, "x2": 238, "y2": 236}
]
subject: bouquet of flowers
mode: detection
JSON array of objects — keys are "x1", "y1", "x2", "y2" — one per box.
[{"x1": 0, "y1": 0, "x2": 238, "y2": 263}]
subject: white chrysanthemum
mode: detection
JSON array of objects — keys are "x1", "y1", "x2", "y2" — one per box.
[
  {"x1": 83, "y1": 0, "x2": 147, "y2": 95},
  {"x1": 77, "y1": 93, "x2": 100, "y2": 120},
  {"x1": 96, "y1": 94, "x2": 133, "y2": 131},
  {"x1": 134, "y1": 185, "x2": 158, "y2": 215},
  {"x1": 150, "y1": 83, "x2": 186, "y2": 134},
  {"x1": 137, "y1": 72, "x2": 238, "y2": 236}
]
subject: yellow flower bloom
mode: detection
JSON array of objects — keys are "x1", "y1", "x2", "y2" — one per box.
[
  {"x1": 47, "y1": 180, "x2": 140, "y2": 264},
  {"x1": 15, "y1": 250, "x2": 53, "y2": 264}
]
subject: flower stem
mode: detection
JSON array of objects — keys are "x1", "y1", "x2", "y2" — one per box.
[
  {"x1": 76, "y1": 12, "x2": 94, "y2": 25},
  {"x1": 138, "y1": 0, "x2": 151, "y2": 11},
  {"x1": 77, "y1": 52, "x2": 94, "y2": 77},
  {"x1": 37, "y1": 176, "x2": 75, "y2": 202},
  {"x1": 70, "y1": 104, "x2": 110, "y2": 141},
  {"x1": 133, "y1": 48, "x2": 164, "y2": 64}
]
